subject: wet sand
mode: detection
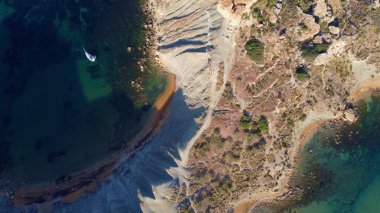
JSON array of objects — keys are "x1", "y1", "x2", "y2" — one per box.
[
  {"x1": 11, "y1": 72, "x2": 176, "y2": 207},
  {"x1": 234, "y1": 77, "x2": 380, "y2": 213}
]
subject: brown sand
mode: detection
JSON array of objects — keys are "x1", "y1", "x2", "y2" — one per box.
[
  {"x1": 9, "y1": 0, "x2": 179, "y2": 207},
  {"x1": 12, "y1": 72, "x2": 176, "y2": 207},
  {"x1": 348, "y1": 77, "x2": 380, "y2": 103},
  {"x1": 129, "y1": 72, "x2": 176, "y2": 146},
  {"x1": 234, "y1": 77, "x2": 380, "y2": 213}
]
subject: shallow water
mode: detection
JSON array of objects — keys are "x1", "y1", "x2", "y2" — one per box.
[
  {"x1": 283, "y1": 95, "x2": 380, "y2": 212},
  {"x1": 0, "y1": 0, "x2": 166, "y2": 189}
]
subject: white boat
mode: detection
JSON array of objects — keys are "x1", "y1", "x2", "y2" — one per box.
[{"x1": 83, "y1": 47, "x2": 96, "y2": 62}]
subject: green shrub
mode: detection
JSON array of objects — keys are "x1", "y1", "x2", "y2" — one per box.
[
  {"x1": 299, "y1": 22, "x2": 308, "y2": 30},
  {"x1": 287, "y1": 118, "x2": 295, "y2": 126},
  {"x1": 252, "y1": 7, "x2": 261, "y2": 18},
  {"x1": 246, "y1": 138, "x2": 266, "y2": 155},
  {"x1": 240, "y1": 114, "x2": 252, "y2": 130},
  {"x1": 255, "y1": 116, "x2": 269, "y2": 133},
  {"x1": 240, "y1": 115, "x2": 269, "y2": 135},
  {"x1": 230, "y1": 145, "x2": 242, "y2": 160},
  {"x1": 267, "y1": 0, "x2": 278, "y2": 7},
  {"x1": 223, "y1": 82, "x2": 234, "y2": 99},
  {"x1": 289, "y1": 0, "x2": 315, "y2": 12},
  {"x1": 296, "y1": 72, "x2": 309, "y2": 81},
  {"x1": 194, "y1": 141, "x2": 211, "y2": 155},
  {"x1": 219, "y1": 176, "x2": 233, "y2": 191},
  {"x1": 295, "y1": 65, "x2": 310, "y2": 81},
  {"x1": 209, "y1": 129, "x2": 225, "y2": 149},
  {"x1": 301, "y1": 43, "x2": 330, "y2": 60},
  {"x1": 245, "y1": 38, "x2": 264, "y2": 61}
]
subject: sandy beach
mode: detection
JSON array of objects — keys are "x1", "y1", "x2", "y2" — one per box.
[
  {"x1": 349, "y1": 77, "x2": 380, "y2": 103},
  {"x1": 5, "y1": 0, "x2": 181, "y2": 206},
  {"x1": 11, "y1": 71, "x2": 176, "y2": 207}
]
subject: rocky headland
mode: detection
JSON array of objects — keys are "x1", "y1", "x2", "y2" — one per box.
[{"x1": 148, "y1": 0, "x2": 380, "y2": 212}]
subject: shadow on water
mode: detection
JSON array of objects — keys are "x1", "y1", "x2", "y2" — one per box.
[
  {"x1": 0, "y1": 0, "x2": 204, "y2": 211},
  {"x1": 0, "y1": 88, "x2": 204, "y2": 212},
  {"x1": 0, "y1": 0, "x2": 169, "y2": 202},
  {"x1": 45, "y1": 89, "x2": 204, "y2": 213}
]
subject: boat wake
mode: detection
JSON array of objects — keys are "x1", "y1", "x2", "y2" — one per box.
[{"x1": 83, "y1": 47, "x2": 96, "y2": 62}]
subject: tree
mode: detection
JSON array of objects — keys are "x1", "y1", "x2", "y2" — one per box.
[{"x1": 245, "y1": 38, "x2": 264, "y2": 61}]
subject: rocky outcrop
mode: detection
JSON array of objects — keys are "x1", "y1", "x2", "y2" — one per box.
[
  {"x1": 156, "y1": 0, "x2": 235, "y2": 110},
  {"x1": 139, "y1": 0, "x2": 241, "y2": 211}
]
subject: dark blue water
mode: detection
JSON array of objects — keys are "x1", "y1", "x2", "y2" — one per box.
[{"x1": 0, "y1": 0, "x2": 166, "y2": 189}]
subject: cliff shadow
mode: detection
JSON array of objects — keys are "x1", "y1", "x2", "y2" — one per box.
[{"x1": 50, "y1": 89, "x2": 205, "y2": 213}]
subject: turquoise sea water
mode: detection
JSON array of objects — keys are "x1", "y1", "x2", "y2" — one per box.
[
  {"x1": 282, "y1": 95, "x2": 380, "y2": 212},
  {"x1": 0, "y1": 0, "x2": 166, "y2": 189}
]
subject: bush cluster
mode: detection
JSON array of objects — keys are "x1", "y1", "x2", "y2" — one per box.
[{"x1": 245, "y1": 38, "x2": 265, "y2": 61}]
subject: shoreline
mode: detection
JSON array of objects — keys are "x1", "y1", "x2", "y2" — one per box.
[
  {"x1": 11, "y1": 71, "x2": 176, "y2": 207},
  {"x1": 234, "y1": 77, "x2": 380, "y2": 213},
  {"x1": 9, "y1": 0, "x2": 177, "y2": 206}
]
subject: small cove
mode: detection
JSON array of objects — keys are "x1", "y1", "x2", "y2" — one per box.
[
  {"x1": 260, "y1": 94, "x2": 380, "y2": 212},
  {"x1": 0, "y1": 0, "x2": 167, "y2": 192}
]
